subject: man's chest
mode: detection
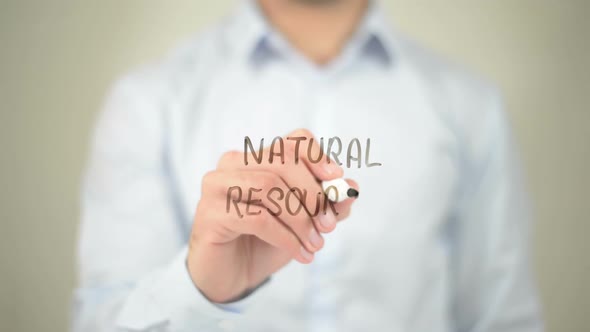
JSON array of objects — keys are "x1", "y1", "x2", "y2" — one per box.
[{"x1": 165, "y1": 74, "x2": 458, "y2": 326}]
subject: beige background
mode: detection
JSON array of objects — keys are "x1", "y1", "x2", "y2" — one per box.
[{"x1": 1, "y1": 1, "x2": 589, "y2": 331}]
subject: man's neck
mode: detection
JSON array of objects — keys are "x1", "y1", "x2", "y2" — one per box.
[{"x1": 258, "y1": 0, "x2": 369, "y2": 65}]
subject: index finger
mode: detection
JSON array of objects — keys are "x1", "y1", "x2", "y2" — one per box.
[{"x1": 285, "y1": 128, "x2": 343, "y2": 181}]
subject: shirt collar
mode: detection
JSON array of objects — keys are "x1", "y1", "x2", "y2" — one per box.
[{"x1": 226, "y1": 0, "x2": 396, "y2": 68}]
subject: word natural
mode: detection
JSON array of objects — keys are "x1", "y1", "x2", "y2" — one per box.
[
  {"x1": 244, "y1": 136, "x2": 382, "y2": 168},
  {"x1": 224, "y1": 136, "x2": 380, "y2": 217}
]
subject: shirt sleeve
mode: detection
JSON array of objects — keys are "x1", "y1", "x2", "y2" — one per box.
[
  {"x1": 114, "y1": 246, "x2": 251, "y2": 331},
  {"x1": 450, "y1": 91, "x2": 544, "y2": 332},
  {"x1": 72, "y1": 71, "x2": 261, "y2": 332}
]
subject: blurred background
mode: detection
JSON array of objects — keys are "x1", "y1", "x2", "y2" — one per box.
[{"x1": 1, "y1": 0, "x2": 588, "y2": 331}]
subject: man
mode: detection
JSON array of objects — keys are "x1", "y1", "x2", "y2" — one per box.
[{"x1": 74, "y1": 0, "x2": 543, "y2": 331}]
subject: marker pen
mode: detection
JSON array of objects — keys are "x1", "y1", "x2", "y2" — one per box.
[{"x1": 322, "y1": 178, "x2": 359, "y2": 203}]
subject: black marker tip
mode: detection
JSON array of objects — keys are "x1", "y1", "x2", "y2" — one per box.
[{"x1": 347, "y1": 188, "x2": 359, "y2": 199}]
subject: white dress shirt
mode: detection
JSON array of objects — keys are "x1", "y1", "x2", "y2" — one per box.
[{"x1": 73, "y1": 1, "x2": 543, "y2": 331}]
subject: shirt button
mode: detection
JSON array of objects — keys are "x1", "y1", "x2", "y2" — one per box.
[{"x1": 218, "y1": 319, "x2": 235, "y2": 331}]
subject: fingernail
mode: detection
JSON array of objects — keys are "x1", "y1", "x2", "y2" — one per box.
[
  {"x1": 309, "y1": 229, "x2": 323, "y2": 250},
  {"x1": 319, "y1": 211, "x2": 337, "y2": 229},
  {"x1": 323, "y1": 162, "x2": 342, "y2": 177},
  {"x1": 300, "y1": 247, "x2": 314, "y2": 261}
]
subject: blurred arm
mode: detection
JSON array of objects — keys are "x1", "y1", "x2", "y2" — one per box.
[
  {"x1": 72, "y1": 73, "x2": 244, "y2": 331},
  {"x1": 451, "y1": 93, "x2": 543, "y2": 332}
]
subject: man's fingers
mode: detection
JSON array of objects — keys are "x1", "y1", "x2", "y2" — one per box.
[
  {"x1": 202, "y1": 200, "x2": 314, "y2": 264},
  {"x1": 285, "y1": 128, "x2": 343, "y2": 181},
  {"x1": 217, "y1": 151, "x2": 339, "y2": 234},
  {"x1": 234, "y1": 128, "x2": 344, "y2": 181},
  {"x1": 282, "y1": 129, "x2": 344, "y2": 233},
  {"x1": 202, "y1": 170, "x2": 325, "y2": 253},
  {"x1": 330, "y1": 178, "x2": 359, "y2": 221}
]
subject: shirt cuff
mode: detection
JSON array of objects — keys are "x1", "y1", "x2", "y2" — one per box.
[{"x1": 116, "y1": 246, "x2": 268, "y2": 331}]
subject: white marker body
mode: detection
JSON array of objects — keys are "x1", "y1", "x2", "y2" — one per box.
[{"x1": 322, "y1": 178, "x2": 353, "y2": 203}]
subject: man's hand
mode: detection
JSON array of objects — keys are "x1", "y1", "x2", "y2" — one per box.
[{"x1": 187, "y1": 129, "x2": 358, "y2": 303}]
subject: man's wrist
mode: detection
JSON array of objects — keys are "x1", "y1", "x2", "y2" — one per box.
[{"x1": 217, "y1": 277, "x2": 271, "y2": 304}]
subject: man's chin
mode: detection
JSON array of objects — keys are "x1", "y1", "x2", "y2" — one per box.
[{"x1": 288, "y1": 0, "x2": 347, "y2": 6}]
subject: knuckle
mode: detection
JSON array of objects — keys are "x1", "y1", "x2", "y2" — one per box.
[
  {"x1": 291, "y1": 128, "x2": 312, "y2": 138},
  {"x1": 285, "y1": 215, "x2": 310, "y2": 239},
  {"x1": 218, "y1": 150, "x2": 241, "y2": 168},
  {"x1": 201, "y1": 171, "x2": 218, "y2": 191},
  {"x1": 282, "y1": 142, "x2": 297, "y2": 162},
  {"x1": 288, "y1": 237, "x2": 302, "y2": 255},
  {"x1": 258, "y1": 172, "x2": 280, "y2": 190},
  {"x1": 331, "y1": 201, "x2": 349, "y2": 219},
  {"x1": 275, "y1": 225, "x2": 298, "y2": 252},
  {"x1": 196, "y1": 199, "x2": 223, "y2": 225},
  {"x1": 281, "y1": 229, "x2": 302, "y2": 256},
  {"x1": 191, "y1": 207, "x2": 214, "y2": 241},
  {"x1": 337, "y1": 207, "x2": 351, "y2": 220}
]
